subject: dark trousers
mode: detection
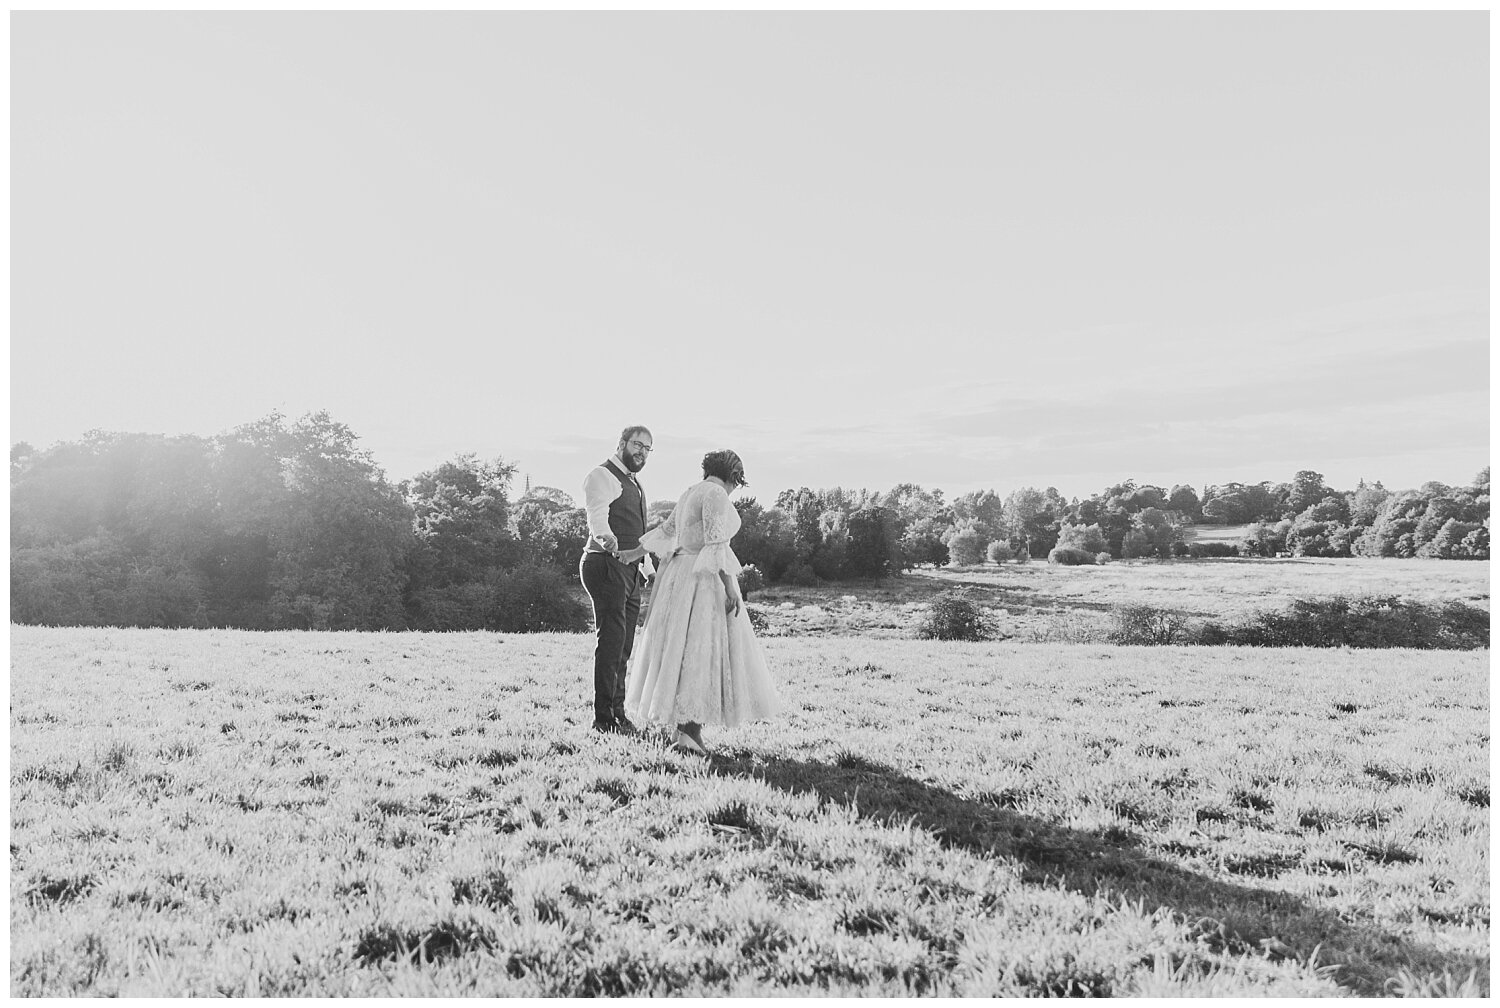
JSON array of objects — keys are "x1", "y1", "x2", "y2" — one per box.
[{"x1": 579, "y1": 552, "x2": 642, "y2": 725}]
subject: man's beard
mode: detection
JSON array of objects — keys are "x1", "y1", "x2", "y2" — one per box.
[{"x1": 621, "y1": 452, "x2": 646, "y2": 474}]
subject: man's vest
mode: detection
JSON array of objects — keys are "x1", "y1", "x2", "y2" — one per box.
[{"x1": 587, "y1": 459, "x2": 646, "y2": 555}]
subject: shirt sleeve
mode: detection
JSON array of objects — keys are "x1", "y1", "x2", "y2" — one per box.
[
  {"x1": 692, "y1": 484, "x2": 741, "y2": 578},
  {"x1": 581, "y1": 467, "x2": 621, "y2": 542}
]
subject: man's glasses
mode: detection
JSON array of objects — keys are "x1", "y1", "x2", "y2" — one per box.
[{"x1": 628, "y1": 440, "x2": 653, "y2": 454}]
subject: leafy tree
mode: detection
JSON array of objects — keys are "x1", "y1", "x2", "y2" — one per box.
[
  {"x1": 402, "y1": 454, "x2": 521, "y2": 590},
  {"x1": 1413, "y1": 496, "x2": 1464, "y2": 547},
  {"x1": 1202, "y1": 482, "x2": 1281, "y2": 523},
  {"x1": 1353, "y1": 516, "x2": 1419, "y2": 558},
  {"x1": 1460, "y1": 522, "x2": 1490, "y2": 560},
  {"x1": 1417, "y1": 518, "x2": 1486, "y2": 559},
  {"x1": 1120, "y1": 528, "x2": 1150, "y2": 559},
  {"x1": 1468, "y1": 467, "x2": 1490, "y2": 512},
  {"x1": 1120, "y1": 484, "x2": 1168, "y2": 512},
  {"x1": 1056, "y1": 522, "x2": 1108, "y2": 555},
  {"x1": 1201, "y1": 490, "x2": 1247, "y2": 524},
  {"x1": 780, "y1": 488, "x2": 826, "y2": 574},
  {"x1": 11, "y1": 441, "x2": 38, "y2": 480},
  {"x1": 525, "y1": 486, "x2": 575, "y2": 509},
  {"x1": 1285, "y1": 470, "x2": 1333, "y2": 516},
  {"x1": 1286, "y1": 519, "x2": 1352, "y2": 557},
  {"x1": 951, "y1": 490, "x2": 1005, "y2": 544},
  {"x1": 257, "y1": 413, "x2": 413, "y2": 630},
  {"x1": 647, "y1": 499, "x2": 675, "y2": 527},
  {"x1": 729, "y1": 497, "x2": 796, "y2": 582},
  {"x1": 813, "y1": 510, "x2": 851, "y2": 580},
  {"x1": 844, "y1": 505, "x2": 900, "y2": 579},
  {"x1": 899, "y1": 513, "x2": 951, "y2": 568},
  {"x1": 1241, "y1": 519, "x2": 1292, "y2": 557},
  {"x1": 880, "y1": 483, "x2": 951, "y2": 567},
  {"x1": 946, "y1": 527, "x2": 986, "y2": 566},
  {"x1": 11, "y1": 433, "x2": 219, "y2": 626},
  {"x1": 1167, "y1": 484, "x2": 1202, "y2": 520},
  {"x1": 11, "y1": 539, "x2": 100, "y2": 625},
  {"x1": 1000, "y1": 487, "x2": 1063, "y2": 557},
  {"x1": 1133, "y1": 507, "x2": 1180, "y2": 559},
  {"x1": 514, "y1": 504, "x2": 588, "y2": 572},
  {"x1": 985, "y1": 540, "x2": 1014, "y2": 564},
  {"x1": 1348, "y1": 481, "x2": 1390, "y2": 527}
]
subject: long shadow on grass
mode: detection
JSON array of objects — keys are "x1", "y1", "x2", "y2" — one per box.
[{"x1": 710, "y1": 752, "x2": 1485, "y2": 997}]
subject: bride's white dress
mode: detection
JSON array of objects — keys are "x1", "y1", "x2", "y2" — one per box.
[{"x1": 625, "y1": 479, "x2": 781, "y2": 728}]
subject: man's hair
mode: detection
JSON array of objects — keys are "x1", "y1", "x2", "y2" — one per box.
[{"x1": 619, "y1": 425, "x2": 652, "y2": 445}]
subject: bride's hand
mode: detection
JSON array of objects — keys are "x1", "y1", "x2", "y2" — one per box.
[
  {"x1": 616, "y1": 546, "x2": 647, "y2": 563},
  {"x1": 723, "y1": 588, "x2": 741, "y2": 618}
]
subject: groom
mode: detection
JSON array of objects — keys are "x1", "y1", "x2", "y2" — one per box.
[{"x1": 579, "y1": 425, "x2": 654, "y2": 735}]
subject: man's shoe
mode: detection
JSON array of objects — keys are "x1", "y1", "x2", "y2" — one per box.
[
  {"x1": 591, "y1": 719, "x2": 617, "y2": 734},
  {"x1": 612, "y1": 715, "x2": 639, "y2": 736}
]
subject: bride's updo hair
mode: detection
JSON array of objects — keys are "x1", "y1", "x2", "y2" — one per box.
[{"x1": 702, "y1": 449, "x2": 748, "y2": 488}]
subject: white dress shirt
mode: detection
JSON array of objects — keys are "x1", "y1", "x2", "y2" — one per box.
[{"x1": 581, "y1": 455, "x2": 656, "y2": 575}]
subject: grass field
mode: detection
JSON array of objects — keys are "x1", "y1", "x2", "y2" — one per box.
[
  {"x1": 1183, "y1": 523, "x2": 1254, "y2": 546},
  {"x1": 11, "y1": 623, "x2": 1488, "y2": 996},
  {"x1": 747, "y1": 556, "x2": 1491, "y2": 639}
]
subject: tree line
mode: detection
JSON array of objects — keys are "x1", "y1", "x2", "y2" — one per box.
[{"x1": 10, "y1": 412, "x2": 1489, "y2": 631}]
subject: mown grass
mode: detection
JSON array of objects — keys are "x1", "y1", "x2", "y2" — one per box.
[{"x1": 11, "y1": 625, "x2": 1489, "y2": 996}]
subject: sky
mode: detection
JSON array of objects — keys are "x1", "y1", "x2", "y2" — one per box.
[{"x1": 11, "y1": 12, "x2": 1489, "y2": 507}]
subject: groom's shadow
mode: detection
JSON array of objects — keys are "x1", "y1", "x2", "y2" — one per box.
[{"x1": 707, "y1": 751, "x2": 1484, "y2": 997}]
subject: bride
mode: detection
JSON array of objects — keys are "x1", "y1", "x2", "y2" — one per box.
[{"x1": 617, "y1": 449, "x2": 781, "y2": 754}]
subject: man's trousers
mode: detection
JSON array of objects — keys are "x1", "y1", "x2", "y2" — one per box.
[{"x1": 579, "y1": 552, "x2": 642, "y2": 725}]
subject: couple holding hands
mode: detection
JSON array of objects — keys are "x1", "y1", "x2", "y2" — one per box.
[{"x1": 579, "y1": 426, "x2": 781, "y2": 755}]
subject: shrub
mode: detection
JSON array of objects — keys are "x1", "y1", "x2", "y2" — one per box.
[
  {"x1": 737, "y1": 564, "x2": 765, "y2": 599},
  {"x1": 1011, "y1": 548, "x2": 1030, "y2": 565},
  {"x1": 409, "y1": 583, "x2": 494, "y2": 631},
  {"x1": 492, "y1": 564, "x2": 589, "y2": 633},
  {"x1": 1108, "y1": 604, "x2": 1191, "y2": 645},
  {"x1": 1187, "y1": 620, "x2": 1233, "y2": 646},
  {"x1": 946, "y1": 528, "x2": 985, "y2": 567},
  {"x1": 782, "y1": 561, "x2": 818, "y2": 587},
  {"x1": 1221, "y1": 595, "x2": 1488, "y2": 650},
  {"x1": 985, "y1": 540, "x2": 1013, "y2": 564},
  {"x1": 1094, "y1": 552, "x2": 1112, "y2": 565},
  {"x1": 1187, "y1": 542, "x2": 1240, "y2": 559},
  {"x1": 916, "y1": 591, "x2": 998, "y2": 642},
  {"x1": 1047, "y1": 546, "x2": 1096, "y2": 566},
  {"x1": 1435, "y1": 600, "x2": 1490, "y2": 648}
]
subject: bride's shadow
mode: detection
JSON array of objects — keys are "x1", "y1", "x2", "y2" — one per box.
[{"x1": 706, "y1": 750, "x2": 1484, "y2": 997}]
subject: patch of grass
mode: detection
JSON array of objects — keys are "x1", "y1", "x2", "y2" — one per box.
[
  {"x1": 1363, "y1": 763, "x2": 1437, "y2": 787},
  {"x1": 1455, "y1": 785, "x2": 1489, "y2": 808}
]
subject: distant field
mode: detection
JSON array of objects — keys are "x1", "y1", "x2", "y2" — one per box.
[
  {"x1": 747, "y1": 557, "x2": 1490, "y2": 638},
  {"x1": 11, "y1": 625, "x2": 1488, "y2": 996},
  {"x1": 1182, "y1": 523, "x2": 1253, "y2": 545}
]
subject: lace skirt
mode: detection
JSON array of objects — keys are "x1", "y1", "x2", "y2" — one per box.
[{"x1": 624, "y1": 549, "x2": 781, "y2": 728}]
